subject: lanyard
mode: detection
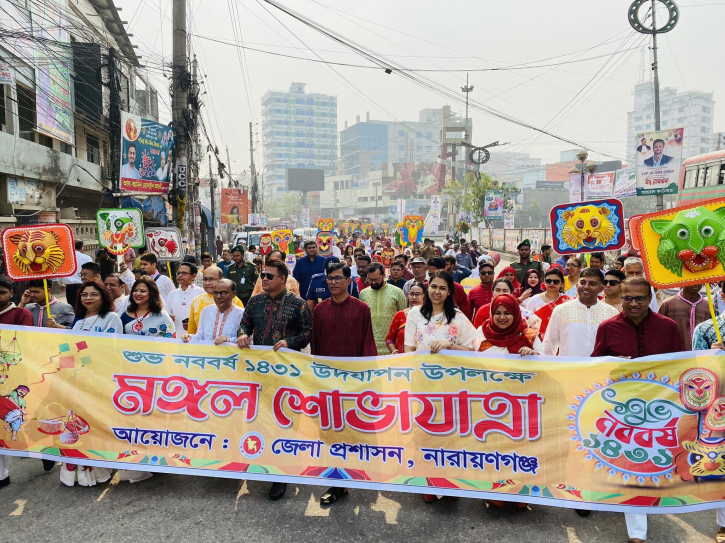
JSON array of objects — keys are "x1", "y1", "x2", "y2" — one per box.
[
  {"x1": 677, "y1": 291, "x2": 703, "y2": 340},
  {"x1": 38, "y1": 298, "x2": 57, "y2": 327}
]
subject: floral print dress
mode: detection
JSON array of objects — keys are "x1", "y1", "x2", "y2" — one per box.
[{"x1": 404, "y1": 306, "x2": 481, "y2": 351}]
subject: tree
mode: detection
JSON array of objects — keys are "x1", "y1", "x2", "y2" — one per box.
[
  {"x1": 444, "y1": 173, "x2": 520, "y2": 228},
  {"x1": 264, "y1": 192, "x2": 302, "y2": 222}
]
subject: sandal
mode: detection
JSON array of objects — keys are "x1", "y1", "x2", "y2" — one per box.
[
  {"x1": 487, "y1": 500, "x2": 506, "y2": 509},
  {"x1": 717, "y1": 527, "x2": 725, "y2": 543},
  {"x1": 422, "y1": 494, "x2": 436, "y2": 502},
  {"x1": 320, "y1": 487, "x2": 348, "y2": 505}
]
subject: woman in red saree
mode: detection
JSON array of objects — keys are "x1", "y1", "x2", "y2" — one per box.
[{"x1": 533, "y1": 267, "x2": 570, "y2": 339}]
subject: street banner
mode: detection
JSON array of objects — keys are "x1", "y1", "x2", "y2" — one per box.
[
  {"x1": 550, "y1": 199, "x2": 626, "y2": 255},
  {"x1": 120, "y1": 111, "x2": 175, "y2": 194},
  {"x1": 0, "y1": 61, "x2": 13, "y2": 85},
  {"x1": 613, "y1": 167, "x2": 637, "y2": 199},
  {"x1": 503, "y1": 212, "x2": 515, "y2": 229},
  {"x1": 483, "y1": 191, "x2": 503, "y2": 219},
  {"x1": 2, "y1": 326, "x2": 725, "y2": 514},
  {"x1": 635, "y1": 128, "x2": 684, "y2": 196},
  {"x1": 221, "y1": 189, "x2": 248, "y2": 224},
  {"x1": 145, "y1": 227, "x2": 184, "y2": 262},
  {"x1": 1, "y1": 224, "x2": 76, "y2": 280},
  {"x1": 631, "y1": 197, "x2": 725, "y2": 289},
  {"x1": 587, "y1": 172, "x2": 615, "y2": 199},
  {"x1": 569, "y1": 172, "x2": 584, "y2": 202}
]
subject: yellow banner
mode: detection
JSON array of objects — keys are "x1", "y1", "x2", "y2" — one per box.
[{"x1": 1, "y1": 325, "x2": 724, "y2": 513}]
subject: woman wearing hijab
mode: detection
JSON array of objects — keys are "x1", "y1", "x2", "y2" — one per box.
[
  {"x1": 478, "y1": 293, "x2": 541, "y2": 355},
  {"x1": 496, "y1": 266, "x2": 521, "y2": 292},
  {"x1": 517, "y1": 269, "x2": 543, "y2": 303}
]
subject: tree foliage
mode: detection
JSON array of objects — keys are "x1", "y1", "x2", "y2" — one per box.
[
  {"x1": 264, "y1": 192, "x2": 302, "y2": 221},
  {"x1": 444, "y1": 173, "x2": 521, "y2": 227}
]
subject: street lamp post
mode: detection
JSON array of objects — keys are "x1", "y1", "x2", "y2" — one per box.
[{"x1": 570, "y1": 150, "x2": 597, "y2": 202}]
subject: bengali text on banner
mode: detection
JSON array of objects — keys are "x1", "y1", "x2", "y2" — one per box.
[{"x1": 0, "y1": 326, "x2": 723, "y2": 514}]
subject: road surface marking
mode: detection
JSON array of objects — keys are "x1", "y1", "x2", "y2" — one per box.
[
  {"x1": 10, "y1": 499, "x2": 27, "y2": 516},
  {"x1": 97, "y1": 471, "x2": 120, "y2": 502},
  {"x1": 565, "y1": 526, "x2": 583, "y2": 543},
  {"x1": 235, "y1": 481, "x2": 249, "y2": 511}
]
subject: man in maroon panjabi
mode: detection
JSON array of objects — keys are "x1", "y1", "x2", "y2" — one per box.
[
  {"x1": 0, "y1": 276, "x2": 32, "y2": 326},
  {"x1": 468, "y1": 260, "x2": 495, "y2": 319},
  {"x1": 310, "y1": 261, "x2": 377, "y2": 507},
  {"x1": 592, "y1": 277, "x2": 684, "y2": 358}
]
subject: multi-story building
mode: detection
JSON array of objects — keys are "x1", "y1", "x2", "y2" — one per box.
[
  {"x1": 481, "y1": 151, "x2": 544, "y2": 188},
  {"x1": 0, "y1": 0, "x2": 159, "y2": 237},
  {"x1": 339, "y1": 107, "x2": 472, "y2": 175},
  {"x1": 261, "y1": 82, "x2": 337, "y2": 199},
  {"x1": 626, "y1": 82, "x2": 718, "y2": 165}
]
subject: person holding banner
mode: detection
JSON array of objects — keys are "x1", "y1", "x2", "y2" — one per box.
[
  {"x1": 591, "y1": 276, "x2": 685, "y2": 543},
  {"x1": 386, "y1": 282, "x2": 426, "y2": 354},
  {"x1": 71, "y1": 280, "x2": 122, "y2": 333},
  {"x1": 237, "y1": 260, "x2": 312, "y2": 501},
  {"x1": 18, "y1": 280, "x2": 74, "y2": 329},
  {"x1": 478, "y1": 293, "x2": 541, "y2": 356},
  {"x1": 187, "y1": 266, "x2": 244, "y2": 335},
  {"x1": 532, "y1": 268, "x2": 570, "y2": 339},
  {"x1": 692, "y1": 281, "x2": 725, "y2": 351},
  {"x1": 121, "y1": 277, "x2": 175, "y2": 338},
  {"x1": 182, "y1": 279, "x2": 243, "y2": 344},
  {"x1": 251, "y1": 251, "x2": 300, "y2": 298},
  {"x1": 404, "y1": 271, "x2": 480, "y2": 355}
]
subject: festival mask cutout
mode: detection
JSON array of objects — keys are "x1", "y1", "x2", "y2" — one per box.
[
  {"x1": 679, "y1": 368, "x2": 718, "y2": 412},
  {"x1": 682, "y1": 439, "x2": 725, "y2": 478},
  {"x1": 317, "y1": 218, "x2": 334, "y2": 232},
  {"x1": 1, "y1": 224, "x2": 77, "y2": 280},
  {"x1": 381, "y1": 223, "x2": 389, "y2": 236},
  {"x1": 316, "y1": 231, "x2": 333, "y2": 257},
  {"x1": 96, "y1": 208, "x2": 145, "y2": 256},
  {"x1": 631, "y1": 197, "x2": 725, "y2": 288},
  {"x1": 403, "y1": 215, "x2": 425, "y2": 245},
  {"x1": 271, "y1": 229, "x2": 293, "y2": 254},
  {"x1": 396, "y1": 222, "x2": 407, "y2": 247},
  {"x1": 145, "y1": 227, "x2": 183, "y2": 262},
  {"x1": 549, "y1": 199, "x2": 625, "y2": 255},
  {"x1": 628, "y1": 214, "x2": 645, "y2": 252},
  {"x1": 285, "y1": 254, "x2": 297, "y2": 272},
  {"x1": 382, "y1": 247, "x2": 396, "y2": 268},
  {"x1": 258, "y1": 233, "x2": 273, "y2": 256}
]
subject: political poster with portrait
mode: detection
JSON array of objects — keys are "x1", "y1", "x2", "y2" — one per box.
[
  {"x1": 503, "y1": 212, "x2": 515, "y2": 229},
  {"x1": 613, "y1": 166, "x2": 637, "y2": 199},
  {"x1": 120, "y1": 111, "x2": 175, "y2": 194},
  {"x1": 221, "y1": 189, "x2": 248, "y2": 224},
  {"x1": 586, "y1": 172, "x2": 614, "y2": 199},
  {"x1": 635, "y1": 128, "x2": 684, "y2": 196},
  {"x1": 483, "y1": 191, "x2": 503, "y2": 219}
]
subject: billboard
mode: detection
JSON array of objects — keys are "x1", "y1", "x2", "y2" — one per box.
[
  {"x1": 120, "y1": 111, "x2": 175, "y2": 194},
  {"x1": 613, "y1": 166, "x2": 637, "y2": 199},
  {"x1": 635, "y1": 128, "x2": 684, "y2": 196},
  {"x1": 586, "y1": 172, "x2": 614, "y2": 199},
  {"x1": 286, "y1": 169, "x2": 324, "y2": 192},
  {"x1": 483, "y1": 191, "x2": 503, "y2": 219},
  {"x1": 351, "y1": 174, "x2": 368, "y2": 190},
  {"x1": 221, "y1": 189, "x2": 248, "y2": 224},
  {"x1": 381, "y1": 162, "x2": 439, "y2": 197},
  {"x1": 31, "y1": 0, "x2": 72, "y2": 145}
]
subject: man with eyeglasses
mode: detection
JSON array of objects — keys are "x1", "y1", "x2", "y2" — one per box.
[
  {"x1": 237, "y1": 260, "x2": 312, "y2": 501},
  {"x1": 182, "y1": 279, "x2": 243, "y2": 344},
  {"x1": 166, "y1": 262, "x2": 205, "y2": 332},
  {"x1": 187, "y1": 266, "x2": 244, "y2": 335},
  {"x1": 306, "y1": 257, "x2": 359, "y2": 311},
  {"x1": 591, "y1": 276, "x2": 683, "y2": 543},
  {"x1": 360, "y1": 262, "x2": 407, "y2": 355},
  {"x1": 623, "y1": 256, "x2": 660, "y2": 312},
  {"x1": 387, "y1": 261, "x2": 407, "y2": 290},
  {"x1": 468, "y1": 261, "x2": 495, "y2": 319}
]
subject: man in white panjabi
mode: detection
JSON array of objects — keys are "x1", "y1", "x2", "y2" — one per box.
[{"x1": 182, "y1": 279, "x2": 244, "y2": 344}]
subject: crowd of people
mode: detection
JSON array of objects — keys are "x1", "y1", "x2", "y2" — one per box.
[{"x1": 0, "y1": 232, "x2": 724, "y2": 542}]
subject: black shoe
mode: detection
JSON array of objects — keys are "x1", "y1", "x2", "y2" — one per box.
[
  {"x1": 0, "y1": 477, "x2": 9, "y2": 488},
  {"x1": 575, "y1": 509, "x2": 591, "y2": 517},
  {"x1": 269, "y1": 482, "x2": 287, "y2": 500},
  {"x1": 42, "y1": 459, "x2": 55, "y2": 471}
]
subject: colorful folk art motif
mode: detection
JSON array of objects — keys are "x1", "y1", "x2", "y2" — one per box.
[
  {"x1": 316, "y1": 231, "x2": 333, "y2": 257},
  {"x1": 704, "y1": 398, "x2": 725, "y2": 433},
  {"x1": 145, "y1": 227, "x2": 183, "y2": 262},
  {"x1": 679, "y1": 368, "x2": 718, "y2": 412},
  {"x1": 395, "y1": 222, "x2": 407, "y2": 247},
  {"x1": 317, "y1": 219, "x2": 334, "y2": 232},
  {"x1": 1, "y1": 224, "x2": 77, "y2": 281},
  {"x1": 381, "y1": 223, "x2": 389, "y2": 236},
  {"x1": 96, "y1": 208, "x2": 145, "y2": 256},
  {"x1": 403, "y1": 215, "x2": 425, "y2": 245},
  {"x1": 258, "y1": 233, "x2": 273, "y2": 256},
  {"x1": 271, "y1": 229, "x2": 293, "y2": 254},
  {"x1": 628, "y1": 214, "x2": 644, "y2": 252},
  {"x1": 633, "y1": 197, "x2": 725, "y2": 288},
  {"x1": 549, "y1": 199, "x2": 625, "y2": 255},
  {"x1": 382, "y1": 248, "x2": 396, "y2": 268},
  {"x1": 682, "y1": 439, "x2": 725, "y2": 479}
]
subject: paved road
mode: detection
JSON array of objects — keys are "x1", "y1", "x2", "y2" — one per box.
[
  {"x1": 0, "y1": 455, "x2": 719, "y2": 542},
  {"x1": 6, "y1": 253, "x2": 718, "y2": 543}
]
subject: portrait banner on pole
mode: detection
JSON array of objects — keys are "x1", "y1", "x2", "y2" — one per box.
[{"x1": 1, "y1": 326, "x2": 725, "y2": 514}]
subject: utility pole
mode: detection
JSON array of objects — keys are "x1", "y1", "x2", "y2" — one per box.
[
  {"x1": 249, "y1": 122, "x2": 259, "y2": 214},
  {"x1": 172, "y1": 0, "x2": 189, "y2": 237},
  {"x1": 107, "y1": 47, "x2": 121, "y2": 207},
  {"x1": 651, "y1": 0, "x2": 663, "y2": 211},
  {"x1": 209, "y1": 153, "x2": 216, "y2": 256}
]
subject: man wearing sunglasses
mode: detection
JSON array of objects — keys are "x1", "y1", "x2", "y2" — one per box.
[
  {"x1": 591, "y1": 276, "x2": 683, "y2": 543},
  {"x1": 468, "y1": 261, "x2": 495, "y2": 318},
  {"x1": 237, "y1": 260, "x2": 313, "y2": 502},
  {"x1": 602, "y1": 269, "x2": 625, "y2": 312}
]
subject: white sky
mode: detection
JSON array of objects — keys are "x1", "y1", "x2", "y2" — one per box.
[{"x1": 118, "y1": 0, "x2": 725, "y2": 176}]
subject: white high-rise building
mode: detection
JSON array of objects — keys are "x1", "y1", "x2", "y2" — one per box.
[{"x1": 626, "y1": 82, "x2": 717, "y2": 165}]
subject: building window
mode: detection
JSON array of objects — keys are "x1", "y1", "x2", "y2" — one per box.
[
  {"x1": 678, "y1": 107, "x2": 684, "y2": 112},
  {"x1": 296, "y1": 99, "x2": 304, "y2": 104},
  {"x1": 703, "y1": 116, "x2": 709, "y2": 124},
  {"x1": 635, "y1": 115, "x2": 642, "y2": 121},
  {"x1": 662, "y1": 110, "x2": 669, "y2": 116},
  {"x1": 60, "y1": 141, "x2": 72, "y2": 155},
  {"x1": 426, "y1": 132, "x2": 432, "y2": 139},
  {"x1": 701, "y1": 137, "x2": 708, "y2": 143},
  {"x1": 297, "y1": 141, "x2": 305, "y2": 147},
  {"x1": 297, "y1": 163, "x2": 306, "y2": 169},
  {"x1": 701, "y1": 147, "x2": 707, "y2": 153},
  {"x1": 702, "y1": 106, "x2": 709, "y2": 113},
  {"x1": 398, "y1": 130, "x2": 404, "y2": 137},
  {"x1": 635, "y1": 125, "x2": 642, "y2": 131},
  {"x1": 646, "y1": 124, "x2": 652, "y2": 129},
  {"x1": 86, "y1": 134, "x2": 100, "y2": 165},
  {"x1": 646, "y1": 114, "x2": 651, "y2": 119},
  {"x1": 416, "y1": 132, "x2": 422, "y2": 138},
  {"x1": 678, "y1": 117, "x2": 684, "y2": 123},
  {"x1": 17, "y1": 84, "x2": 35, "y2": 142},
  {"x1": 416, "y1": 145, "x2": 422, "y2": 151},
  {"x1": 398, "y1": 144, "x2": 405, "y2": 151},
  {"x1": 702, "y1": 127, "x2": 707, "y2": 133},
  {"x1": 297, "y1": 152, "x2": 305, "y2": 158}
]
